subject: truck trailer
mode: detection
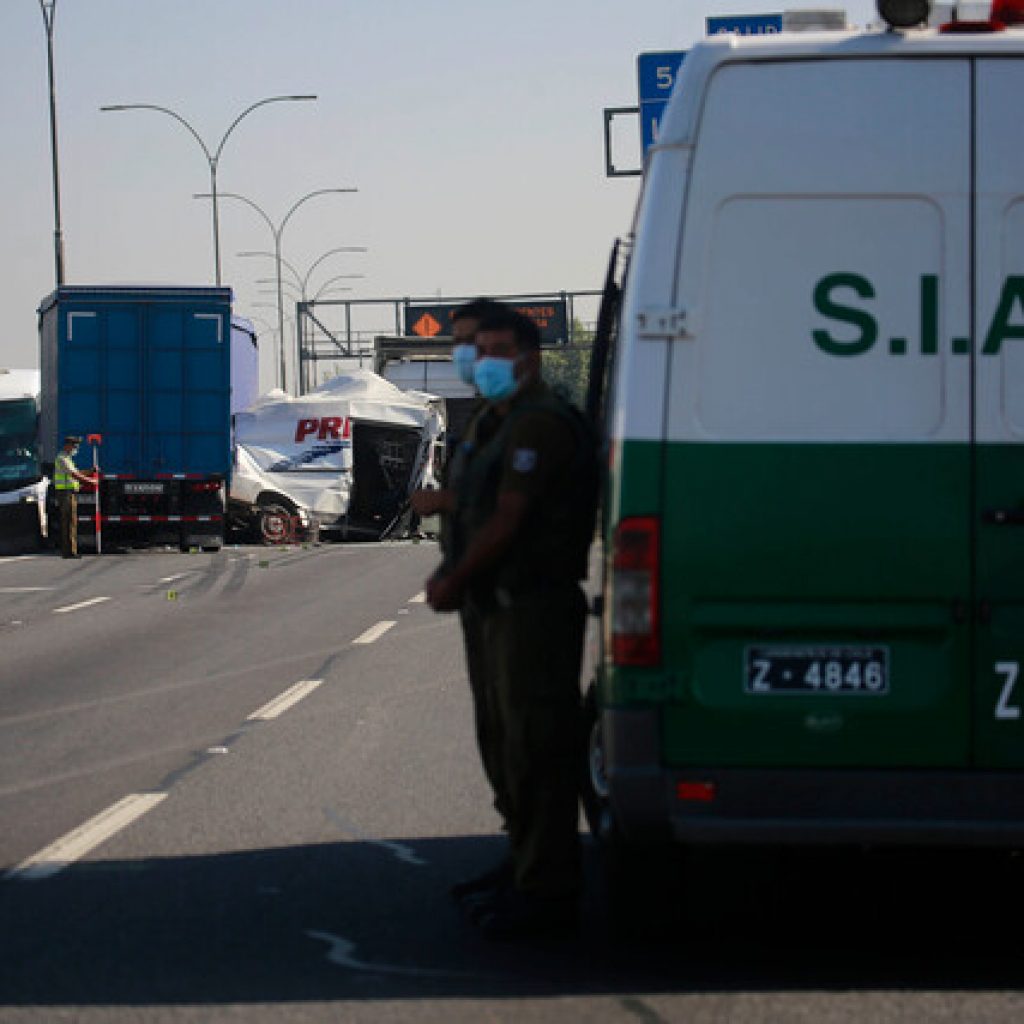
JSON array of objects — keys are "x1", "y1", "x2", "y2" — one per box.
[{"x1": 38, "y1": 286, "x2": 234, "y2": 552}]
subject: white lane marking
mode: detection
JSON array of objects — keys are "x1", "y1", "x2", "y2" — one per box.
[
  {"x1": 52, "y1": 596, "x2": 111, "y2": 615},
  {"x1": 408, "y1": 591, "x2": 426, "y2": 604},
  {"x1": 0, "y1": 587, "x2": 55, "y2": 594},
  {"x1": 5, "y1": 793, "x2": 167, "y2": 881},
  {"x1": 306, "y1": 931, "x2": 477, "y2": 978},
  {"x1": 158, "y1": 573, "x2": 189, "y2": 584},
  {"x1": 323, "y1": 806, "x2": 427, "y2": 867},
  {"x1": 352, "y1": 620, "x2": 396, "y2": 645},
  {"x1": 0, "y1": 556, "x2": 38, "y2": 564},
  {"x1": 247, "y1": 679, "x2": 323, "y2": 721}
]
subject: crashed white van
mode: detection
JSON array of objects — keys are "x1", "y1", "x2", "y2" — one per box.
[{"x1": 230, "y1": 369, "x2": 443, "y2": 542}]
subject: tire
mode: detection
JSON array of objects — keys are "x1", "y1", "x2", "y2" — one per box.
[
  {"x1": 257, "y1": 503, "x2": 293, "y2": 545},
  {"x1": 581, "y1": 684, "x2": 685, "y2": 938},
  {"x1": 581, "y1": 684, "x2": 616, "y2": 842}
]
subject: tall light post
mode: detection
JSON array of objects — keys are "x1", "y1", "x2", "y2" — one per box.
[
  {"x1": 196, "y1": 188, "x2": 357, "y2": 391},
  {"x1": 100, "y1": 94, "x2": 316, "y2": 285},
  {"x1": 38, "y1": 1, "x2": 64, "y2": 285}
]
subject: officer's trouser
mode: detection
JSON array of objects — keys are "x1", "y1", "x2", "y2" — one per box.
[
  {"x1": 485, "y1": 581, "x2": 587, "y2": 900},
  {"x1": 58, "y1": 491, "x2": 78, "y2": 557},
  {"x1": 460, "y1": 597, "x2": 511, "y2": 830}
]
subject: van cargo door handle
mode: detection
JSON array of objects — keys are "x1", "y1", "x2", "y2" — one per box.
[{"x1": 982, "y1": 509, "x2": 1024, "y2": 525}]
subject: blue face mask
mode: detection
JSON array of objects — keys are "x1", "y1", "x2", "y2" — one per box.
[
  {"x1": 452, "y1": 343, "x2": 477, "y2": 385},
  {"x1": 473, "y1": 357, "x2": 517, "y2": 401}
]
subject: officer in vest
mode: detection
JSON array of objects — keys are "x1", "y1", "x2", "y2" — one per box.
[
  {"x1": 54, "y1": 435, "x2": 94, "y2": 558},
  {"x1": 427, "y1": 308, "x2": 597, "y2": 939},
  {"x1": 411, "y1": 298, "x2": 515, "y2": 904}
]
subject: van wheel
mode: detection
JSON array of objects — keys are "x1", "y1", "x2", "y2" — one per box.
[
  {"x1": 258, "y1": 503, "x2": 293, "y2": 545},
  {"x1": 581, "y1": 684, "x2": 615, "y2": 841}
]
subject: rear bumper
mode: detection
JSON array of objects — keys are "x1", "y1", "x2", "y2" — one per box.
[{"x1": 604, "y1": 708, "x2": 1024, "y2": 847}]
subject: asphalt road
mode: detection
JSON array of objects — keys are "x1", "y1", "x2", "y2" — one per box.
[{"x1": 0, "y1": 543, "x2": 1022, "y2": 1023}]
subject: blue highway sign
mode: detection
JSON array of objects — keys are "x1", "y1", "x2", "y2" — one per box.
[
  {"x1": 637, "y1": 51, "x2": 686, "y2": 157},
  {"x1": 706, "y1": 12, "x2": 783, "y2": 35}
]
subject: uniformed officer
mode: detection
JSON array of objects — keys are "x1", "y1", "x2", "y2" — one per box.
[
  {"x1": 411, "y1": 298, "x2": 516, "y2": 901},
  {"x1": 427, "y1": 308, "x2": 597, "y2": 939},
  {"x1": 53, "y1": 435, "x2": 94, "y2": 558}
]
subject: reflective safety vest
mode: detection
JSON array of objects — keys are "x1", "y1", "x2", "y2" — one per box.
[{"x1": 54, "y1": 451, "x2": 80, "y2": 492}]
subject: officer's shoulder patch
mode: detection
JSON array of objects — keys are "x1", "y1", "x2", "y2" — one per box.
[{"x1": 511, "y1": 448, "x2": 538, "y2": 473}]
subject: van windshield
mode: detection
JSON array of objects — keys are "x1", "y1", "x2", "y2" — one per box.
[{"x1": 0, "y1": 397, "x2": 39, "y2": 484}]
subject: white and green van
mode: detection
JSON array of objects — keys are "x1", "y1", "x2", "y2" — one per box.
[{"x1": 589, "y1": 3, "x2": 1024, "y2": 851}]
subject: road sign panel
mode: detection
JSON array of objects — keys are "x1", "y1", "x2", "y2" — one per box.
[
  {"x1": 706, "y1": 12, "x2": 783, "y2": 35},
  {"x1": 637, "y1": 51, "x2": 687, "y2": 103},
  {"x1": 410, "y1": 312, "x2": 443, "y2": 338},
  {"x1": 403, "y1": 300, "x2": 570, "y2": 346},
  {"x1": 637, "y1": 52, "x2": 686, "y2": 159}
]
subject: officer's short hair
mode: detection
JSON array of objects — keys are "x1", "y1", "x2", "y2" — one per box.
[
  {"x1": 451, "y1": 298, "x2": 507, "y2": 326},
  {"x1": 477, "y1": 308, "x2": 541, "y2": 352},
  {"x1": 63, "y1": 435, "x2": 82, "y2": 446}
]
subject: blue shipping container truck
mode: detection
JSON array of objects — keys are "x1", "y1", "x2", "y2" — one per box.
[{"x1": 38, "y1": 286, "x2": 234, "y2": 552}]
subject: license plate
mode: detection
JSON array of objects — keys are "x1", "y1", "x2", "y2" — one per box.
[
  {"x1": 123, "y1": 482, "x2": 165, "y2": 495},
  {"x1": 745, "y1": 646, "x2": 890, "y2": 695}
]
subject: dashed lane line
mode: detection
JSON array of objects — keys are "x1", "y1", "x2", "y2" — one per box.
[
  {"x1": 247, "y1": 679, "x2": 324, "y2": 721},
  {"x1": 408, "y1": 591, "x2": 426, "y2": 604},
  {"x1": 352, "y1": 620, "x2": 396, "y2": 645},
  {"x1": 0, "y1": 587, "x2": 55, "y2": 594},
  {"x1": 5, "y1": 792, "x2": 167, "y2": 881},
  {"x1": 52, "y1": 596, "x2": 111, "y2": 615}
]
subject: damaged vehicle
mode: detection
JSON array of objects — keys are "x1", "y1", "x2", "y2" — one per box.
[{"x1": 229, "y1": 369, "x2": 443, "y2": 543}]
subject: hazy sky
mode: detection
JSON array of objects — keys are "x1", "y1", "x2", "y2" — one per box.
[{"x1": 3, "y1": 1, "x2": 877, "y2": 389}]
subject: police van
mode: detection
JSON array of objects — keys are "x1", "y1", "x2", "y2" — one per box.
[{"x1": 588, "y1": 0, "x2": 1024, "y2": 854}]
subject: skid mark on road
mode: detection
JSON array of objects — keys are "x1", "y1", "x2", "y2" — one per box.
[
  {"x1": 306, "y1": 930, "x2": 480, "y2": 978},
  {"x1": 323, "y1": 806, "x2": 428, "y2": 867}
]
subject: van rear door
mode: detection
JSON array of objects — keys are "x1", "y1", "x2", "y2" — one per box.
[
  {"x1": 661, "y1": 57, "x2": 973, "y2": 769},
  {"x1": 973, "y1": 58, "x2": 1024, "y2": 768}
]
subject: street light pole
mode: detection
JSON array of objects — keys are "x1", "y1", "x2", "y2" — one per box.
[
  {"x1": 196, "y1": 188, "x2": 357, "y2": 391},
  {"x1": 100, "y1": 94, "x2": 317, "y2": 285},
  {"x1": 38, "y1": 0, "x2": 64, "y2": 286}
]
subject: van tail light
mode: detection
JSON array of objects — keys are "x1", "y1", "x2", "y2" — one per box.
[
  {"x1": 611, "y1": 515, "x2": 661, "y2": 667},
  {"x1": 992, "y1": 0, "x2": 1024, "y2": 24},
  {"x1": 188, "y1": 480, "x2": 221, "y2": 493}
]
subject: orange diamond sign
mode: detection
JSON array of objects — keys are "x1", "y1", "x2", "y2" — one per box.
[{"x1": 411, "y1": 312, "x2": 443, "y2": 338}]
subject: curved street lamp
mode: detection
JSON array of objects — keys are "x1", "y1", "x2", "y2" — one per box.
[
  {"x1": 253, "y1": 272, "x2": 364, "y2": 302},
  {"x1": 196, "y1": 188, "x2": 357, "y2": 391},
  {"x1": 100, "y1": 94, "x2": 317, "y2": 285},
  {"x1": 241, "y1": 245, "x2": 367, "y2": 300}
]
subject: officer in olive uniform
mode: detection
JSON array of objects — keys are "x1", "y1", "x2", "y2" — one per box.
[
  {"x1": 412, "y1": 299, "x2": 514, "y2": 898},
  {"x1": 427, "y1": 308, "x2": 597, "y2": 939}
]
